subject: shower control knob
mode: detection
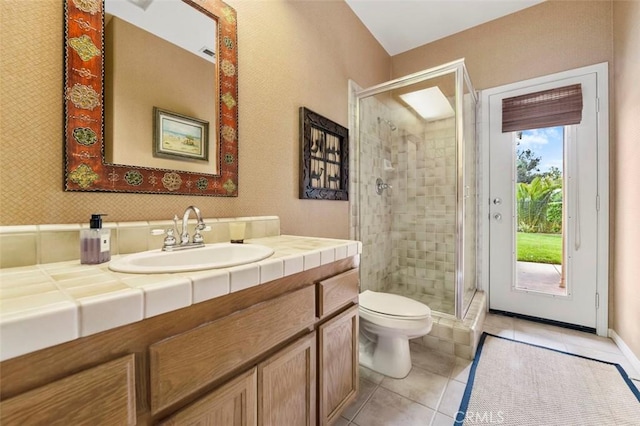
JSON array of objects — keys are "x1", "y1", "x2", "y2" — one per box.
[
  {"x1": 493, "y1": 213, "x2": 502, "y2": 221},
  {"x1": 376, "y1": 178, "x2": 392, "y2": 195}
]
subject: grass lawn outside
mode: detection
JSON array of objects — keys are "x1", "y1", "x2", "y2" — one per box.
[{"x1": 517, "y1": 232, "x2": 562, "y2": 264}]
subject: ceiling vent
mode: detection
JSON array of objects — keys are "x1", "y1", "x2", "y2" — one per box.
[{"x1": 199, "y1": 47, "x2": 215, "y2": 58}]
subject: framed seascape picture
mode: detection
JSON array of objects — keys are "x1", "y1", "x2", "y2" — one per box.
[{"x1": 153, "y1": 107, "x2": 209, "y2": 161}]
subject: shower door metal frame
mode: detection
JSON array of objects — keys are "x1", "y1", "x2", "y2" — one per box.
[{"x1": 354, "y1": 58, "x2": 478, "y2": 319}]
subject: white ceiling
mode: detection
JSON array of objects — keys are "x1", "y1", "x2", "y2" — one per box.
[
  {"x1": 345, "y1": 0, "x2": 545, "y2": 56},
  {"x1": 106, "y1": 0, "x2": 217, "y2": 63}
]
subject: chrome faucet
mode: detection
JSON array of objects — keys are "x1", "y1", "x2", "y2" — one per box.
[
  {"x1": 160, "y1": 206, "x2": 207, "y2": 251},
  {"x1": 180, "y1": 205, "x2": 205, "y2": 245}
]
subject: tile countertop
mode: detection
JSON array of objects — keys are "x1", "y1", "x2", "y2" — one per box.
[{"x1": 0, "y1": 235, "x2": 362, "y2": 362}]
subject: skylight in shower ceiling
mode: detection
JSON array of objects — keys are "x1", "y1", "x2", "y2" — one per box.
[{"x1": 400, "y1": 87, "x2": 455, "y2": 120}]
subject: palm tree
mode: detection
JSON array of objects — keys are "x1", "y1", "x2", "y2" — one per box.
[{"x1": 516, "y1": 176, "x2": 562, "y2": 233}]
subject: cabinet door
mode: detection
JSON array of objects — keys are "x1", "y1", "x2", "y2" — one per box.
[
  {"x1": 160, "y1": 367, "x2": 257, "y2": 426},
  {"x1": 318, "y1": 305, "x2": 359, "y2": 425},
  {"x1": 258, "y1": 333, "x2": 316, "y2": 426},
  {"x1": 0, "y1": 354, "x2": 136, "y2": 426}
]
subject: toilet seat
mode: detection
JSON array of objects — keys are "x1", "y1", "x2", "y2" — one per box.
[
  {"x1": 359, "y1": 290, "x2": 431, "y2": 319},
  {"x1": 357, "y1": 290, "x2": 433, "y2": 378},
  {"x1": 359, "y1": 306, "x2": 432, "y2": 332}
]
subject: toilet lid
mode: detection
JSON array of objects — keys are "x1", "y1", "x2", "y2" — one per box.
[{"x1": 359, "y1": 290, "x2": 431, "y2": 318}]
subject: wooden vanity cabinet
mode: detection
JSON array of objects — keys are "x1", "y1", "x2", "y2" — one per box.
[
  {"x1": 0, "y1": 258, "x2": 360, "y2": 425},
  {"x1": 0, "y1": 354, "x2": 136, "y2": 426}
]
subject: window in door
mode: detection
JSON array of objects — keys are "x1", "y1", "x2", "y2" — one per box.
[{"x1": 514, "y1": 126, "x2": 566, "y2": 296}]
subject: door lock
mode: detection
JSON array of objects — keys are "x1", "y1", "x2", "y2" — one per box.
[{"x1": 493, "y1": 213, "x2": 502, "y2": 221}]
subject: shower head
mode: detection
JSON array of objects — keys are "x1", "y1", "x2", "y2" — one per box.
[{"x1": 377, "y1": 117, "x2": 397, "y2": 131}]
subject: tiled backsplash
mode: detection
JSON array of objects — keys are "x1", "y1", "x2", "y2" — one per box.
[{"x1": 0, "y1": 216, "x2": 280, "y2": 269}]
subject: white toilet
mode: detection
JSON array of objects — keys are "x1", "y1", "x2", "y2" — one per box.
[{"x1": 358, "y1": 290, "x2": 433, "y2": 379}]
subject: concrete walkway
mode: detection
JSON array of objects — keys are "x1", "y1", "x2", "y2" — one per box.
[{"x1": 516, "y1": 261, "x2": 566, "y2": 295}]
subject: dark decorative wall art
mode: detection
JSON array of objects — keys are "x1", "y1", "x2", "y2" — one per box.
[{"x1": 299, "y1": 107, "x2": 349, "y2": 200}]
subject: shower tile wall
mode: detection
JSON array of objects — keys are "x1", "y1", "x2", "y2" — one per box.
[
  {"x1": 387, "y1": 118, "x2": 457, "y2": 315},
  {"x1": 351, "y1": 86, "x2": 460, "y2": 318}
]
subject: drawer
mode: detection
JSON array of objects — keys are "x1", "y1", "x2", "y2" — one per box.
[
  {"x1": 150, "y1": 285, "x2": 316, "y2": 413},
  {"x1": 317, "y1": 269, "x2": 359, "y2": 318},
  {"x1": 0, "y1": 354, "x2": 136, "y2": 425}
]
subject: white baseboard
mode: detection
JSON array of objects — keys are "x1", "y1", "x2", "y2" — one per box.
[{"x1": 609, "y1": 328, "x2": 640, "y2": 379}]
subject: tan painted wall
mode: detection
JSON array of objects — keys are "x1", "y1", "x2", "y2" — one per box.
[
  {"x1": 391, "y1": 1, "x2": 613, "y2": 90},
  {"x1": 612, "y1": 1, "x2": 640, "y2": 360},
  {"x1": 0, "y1": 0, "x2": 390, "y2": 238}
]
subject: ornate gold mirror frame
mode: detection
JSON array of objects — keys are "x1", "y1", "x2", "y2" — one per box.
[{"x1": 63, "y1": 0, "x2": 238, "y2": 196}]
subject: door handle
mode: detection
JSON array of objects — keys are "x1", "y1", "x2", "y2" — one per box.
[
  {"x1": 493, "y1": 213, "x2": 502, "y2": 221},
  {"x1": 493, "y1": 198, "x2": 502, "y2": 205}
]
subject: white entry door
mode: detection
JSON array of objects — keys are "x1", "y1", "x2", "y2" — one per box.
[{"x1": 485, "y1": 65, "x2": 608, "y2": 331}]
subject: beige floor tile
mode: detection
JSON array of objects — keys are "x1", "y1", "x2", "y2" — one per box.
[
  {"x1": 352, "y1": 387, "x2": 435, "y2": 426},
  {"x1": 561, "y1": 328, "x2": 622, "y2": 354},
  {"x1": 511, "y1": 318, "x2": 567, "y2": 346},
  {"x1": 437, "y1": 379, "x2": 466, "y2": 418},
  {"x1": 482, "y1": 324, "x2": 515, "y2": 340},
  {"x1": 513, "y1": 317, "x2": 567, "y2": 340},
  {"x1": 409, "y1": 342, "x2": 456, "y2": 377},
  {"x1": 342, "y1": 377, "x2": 378, "y2": 420},
  {"x1": 564, "y1": 343, "x2": 623, "y2": 363},
  {"x1": 483, "y1": 313, "x2": 515, "y2": 329},
  {"x1": 431, "y1": 411, "x2": 455, "y2": 426},
  {"x1": 360, "y1": 365, "x2": 385, "y2": 384},
  {"x1": 450, "y1": 357, "x2": 472, "y2": 384},
  {"x1": 379, "y1": 366, "x2": 448, "y2": 410},
  {"x1": 334, "y1": 417, "x2": 350, "y2": 426},
  {"x1": 513, "y1": 330, "x2": 567, "y2": 352}
]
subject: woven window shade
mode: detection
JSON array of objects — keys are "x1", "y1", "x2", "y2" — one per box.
[{"x1": 502, "y1": 84, "x2": 583, "y2": 132}]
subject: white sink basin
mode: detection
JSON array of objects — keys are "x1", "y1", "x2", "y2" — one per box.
[{"x1": 109, "y1": 243, "x2": 275, "y2": 274}]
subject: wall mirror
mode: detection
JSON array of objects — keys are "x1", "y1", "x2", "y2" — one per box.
[{"x1": 63, "y1": 0, "x2": 238, "y2": 196}]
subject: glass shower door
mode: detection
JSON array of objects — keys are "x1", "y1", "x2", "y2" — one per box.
[
  {"x1": 461, "y1": 73, "x2": 477, "y2": 317},
  {"x1": 357, "y1": 72, "x2": 460, "y2": 316}
]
